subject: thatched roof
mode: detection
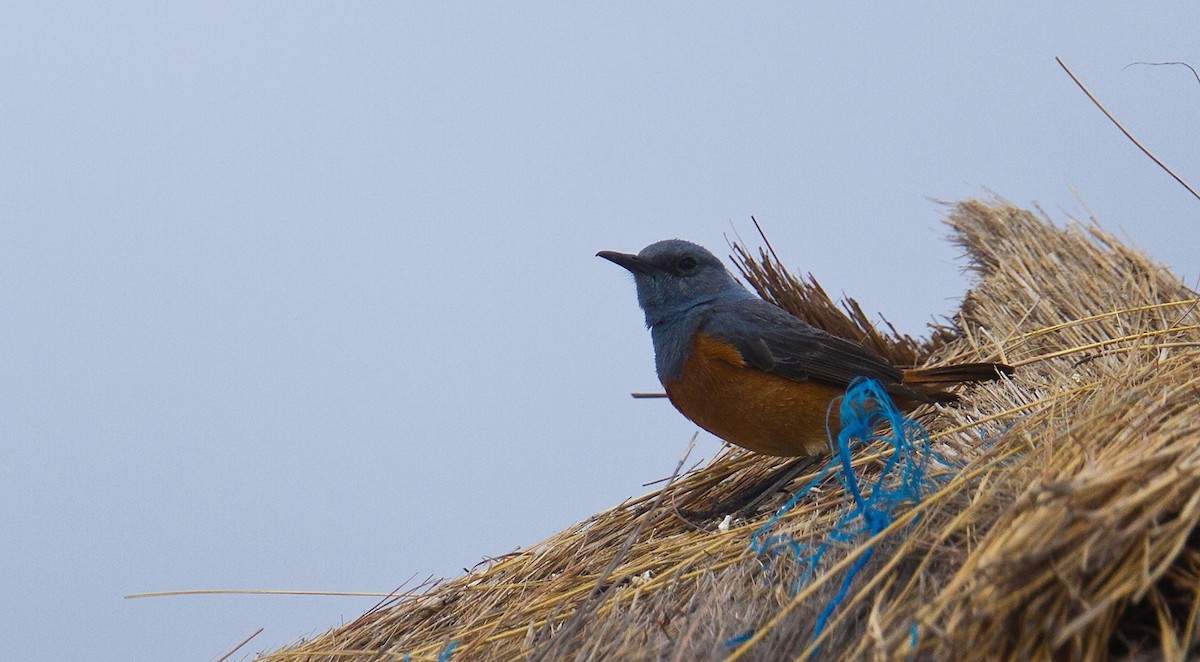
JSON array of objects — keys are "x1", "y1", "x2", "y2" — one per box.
[{"x1": 263, "y1": 199, "x2": 1200, "y2": 661}]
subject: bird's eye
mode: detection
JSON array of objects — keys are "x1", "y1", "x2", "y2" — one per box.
[{"x1": 677, "y1": 256, "x2": 698, "y2": 273}]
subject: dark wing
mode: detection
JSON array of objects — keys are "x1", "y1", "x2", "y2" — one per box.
[{"x1": 700, "y1": 297, "x2": 906, "y2": 390}]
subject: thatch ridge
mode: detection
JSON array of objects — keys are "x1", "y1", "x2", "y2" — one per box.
[{"x1": 262, "y1": 200, "x2": 1200, "y2": 661}]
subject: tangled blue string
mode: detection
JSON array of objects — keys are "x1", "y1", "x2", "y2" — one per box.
[
  {"x1": 437, "y1": 641, "x2": 459, "y2": 661},
  {"x1": 403, "y1": 639, "x2": 458, "y2": 662},
  {"x1": 746, "y1": 377, "x2": 932, "y2": 645}
]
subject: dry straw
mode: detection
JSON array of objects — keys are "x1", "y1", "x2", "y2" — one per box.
[{"x1": 263, "y1": 200, "x2": 1200, "y2": 661}]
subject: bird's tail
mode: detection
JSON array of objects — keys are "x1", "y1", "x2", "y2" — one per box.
[
  {"x1": 901, "y1": 362, "x2": 1014, "y2": 385},
  {"x1": 897, "y1": 362, "x2": 1014, "y2": 404}
]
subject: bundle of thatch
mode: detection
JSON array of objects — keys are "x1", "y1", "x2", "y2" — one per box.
[{"x1": 263, "y1": 200, "x2": 1200, "y2": 661}]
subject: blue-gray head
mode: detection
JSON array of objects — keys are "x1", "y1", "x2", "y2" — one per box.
[{"x1": 598, "y1": 239, "x2": 750, "y2": 327}]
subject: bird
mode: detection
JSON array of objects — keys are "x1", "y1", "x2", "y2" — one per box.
[{"x1": 598, "y1": 239, "x2": 1012, "y2": 458}]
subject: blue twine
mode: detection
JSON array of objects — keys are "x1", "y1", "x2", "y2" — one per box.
[
  {"x1": 748, "y1": 377, "x2": 932, "y2": 646},
  {"x1": 437, "y1": 640, "x2": 459, "y2": 661},
  {"x1": 404, "y1": 640, "x2": 458, "y2": 661},
  {"x1": 724, "y1": 631, "x2": 754, "y2": 647}
]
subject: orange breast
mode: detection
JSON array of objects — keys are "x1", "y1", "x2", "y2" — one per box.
[{"x1": 663, "y1": 333, "x2": 845, "y2": 457}]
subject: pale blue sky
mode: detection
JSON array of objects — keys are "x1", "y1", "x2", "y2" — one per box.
[{"x1": 2, "y1": 3, "x2": 1198, "y2": 660}]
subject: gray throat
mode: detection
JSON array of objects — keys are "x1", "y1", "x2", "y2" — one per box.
[{"x1": 649, "y1": 315, "x2": 703, "y2": 383}]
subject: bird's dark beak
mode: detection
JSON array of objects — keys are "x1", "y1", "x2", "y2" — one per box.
[{"x1": 597, "y1": 250, "x2": 653, "y2": 275}]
